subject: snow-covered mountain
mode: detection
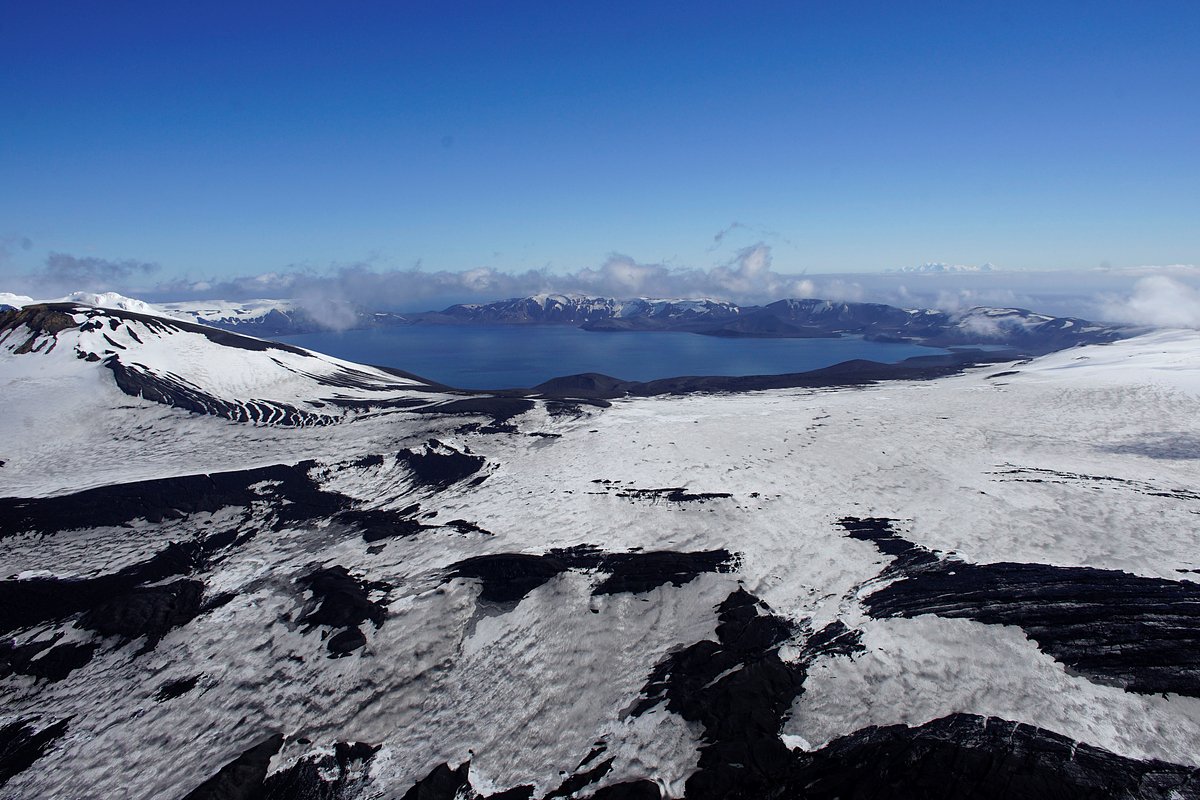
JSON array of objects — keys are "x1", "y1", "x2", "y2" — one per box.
[
  {"x1": 891, "y1": 262, "x2": 996, "y2": 273},
  {"x1": 0, "y1": 292, "x2": 34, "y2": 312},
  {"x1": 159, "y1": 298, "x2": 409, "y2": 336},
  {"x1": 0, "y1": 301, "x2": 529, "y2": 432},
  {"x1": 2, "y1": 294, "x2": 342, "y2": 337},
  {"x1": 22, "y1": 291, "x2": 1128, "y2": 355},
  {"x1": 430, "y1": 294, "x2": 741, "y2": 326},
  {"x1": 57, "y1": 290, "x2": 163, "y2": 315},
  {"x1": 0, "y1": 291, "x2": 159, "y2": 315},
  {"x1": 418, "y1": 294, "x2": 1128, "y2": 353},
  {"x1": 3, "y1": 300, "x2": 1200, "y2": 798},
  {"x1": 158, "y1": 298, "x2": 299, "y2": 328}
]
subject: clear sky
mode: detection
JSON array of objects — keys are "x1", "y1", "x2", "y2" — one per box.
[{"x1": 1, "y1": 0, "x2": 1198, "y2": 289}]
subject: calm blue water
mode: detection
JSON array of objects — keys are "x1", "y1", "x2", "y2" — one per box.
[{"x1": 276, "y1": 325, "x2": 950, "y2": 389}]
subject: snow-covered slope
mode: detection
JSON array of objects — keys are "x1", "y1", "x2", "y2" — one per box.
[
  {"x1": 55, "y1": 290, "x2": 163, "y2": 315},
  {"x1": 548, "y1": 295, "x2": 1127, "y2": 351},
  {"x1": 157, "y1": 298, "x2": 410, "y2": 336},
  {"x1": 0, "y1": 302, "x2": 519, "y2": 436},
  {"x1": 0, "y1": 292, "x2": 34, "y2": 311},
  {"x1": 1, "y1": 291, "x2": 157, "y2": 314},
  {"x1": 2, "y1": 309, "x2": 1200, "y2": 799},
  {"x1": 156, "y1": 297, "x2": 302, "y2": 331}
]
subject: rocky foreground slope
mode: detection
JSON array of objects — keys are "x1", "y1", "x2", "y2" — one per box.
[{"x1": 1, "y1": 302, "x2": 1199, "y2": 798}]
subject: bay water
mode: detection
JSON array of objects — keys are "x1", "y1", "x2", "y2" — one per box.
[{"x1": 276, "y1": 324, "x2": 950, "y2": 389}]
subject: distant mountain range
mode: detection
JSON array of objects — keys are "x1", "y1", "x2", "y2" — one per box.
[
  {"x1": 412, "y1": 293, "x2": 1128, "y2": 354},
  {"x1": 1, "y1": 291, "x2": 1135, "y2": 355},
  {"x1": 890, "y1": 262, "x2": 996, "y2": 274},
  {"x1": 424, "y1": 294, "x2": 741, "y2": 328}
]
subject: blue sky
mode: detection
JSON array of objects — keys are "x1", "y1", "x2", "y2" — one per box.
[{"x1": 1, "y1": 1, "x2": 1198, "y2": 296}]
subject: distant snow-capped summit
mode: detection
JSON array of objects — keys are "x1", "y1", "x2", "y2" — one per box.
[
  {"x1": 434, "y1": 294, "x2": 741, "y2": 325},
  {"x1": 56, "y1": 291, "x2": 163, "y2": 314},
  {"x1": 10, "y1": 289, "x2": 1131, "y2": 355},
  {"x1": 157, "y1": 298, "x2": 299, "y2": 329},
  {"x1": 157, "y1": 298, "x2": 409, "y2": 335},
  {"x1": 417, "y1": 293, "x2": 1128, "y2": 352},
  {"x1": 0, "y1": 292, "x2": 35, "y2": 311},
  {"x1": 892, "y1": 262, "x2": 996, "y2": 274},
  {"x1": 0, "y1": 291, "x2": 160, "y2": 314}
]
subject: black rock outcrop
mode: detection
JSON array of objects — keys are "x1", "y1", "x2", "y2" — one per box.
[{"x1": 447, "y1": 547, "x2": 737, "y2": 604}]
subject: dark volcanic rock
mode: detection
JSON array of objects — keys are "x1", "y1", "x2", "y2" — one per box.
[
  {"x1": 325, "y1": 627, "x2": 368, "y2": 656},
  {"x1": 259, "y1": 741, "x2": 379, "y2": 799},
  {"x1": 449, "y1": 553, "x2": 572, "y2": 604},
  {"x1": 0, "y1": 717, "x2": 70, "y2": 790},
  {"x1": 532, "y1": 373, "x2": 629, "y2": 399},
  {"x1": 588, "y1": 780, "x2": 662, "y2": 800},
  {"x1": 787, "y1": 714, "x2": 1200, "y2": 800},
  {"x1": 77, "y1": 578, "x2": 205, "y2": 650},
  {"x1": 415, "y1": 397, "x2": 536, "y2": 423},
  {"x1": 629, "y1": 591, "x2": 865, "y2": 800},
  {"x1": 0, "y1": 461, "x2": 348, "y2": 537},
  {"x1": 396, "y1": 441, "x2": 487, "y2": 490},
  {"x1": 841, "y1": 517, "x2": 1200, "y2": 697},
  {"x1": 632, "y1": 589, "x2": 807, "y2": 800},
  {"x1": 296, "y1": 566, "x2": 390, "y2": 657},
  {"x1": 0, "y1": 305, "x2": 77, "y2": 354},
  {"x1": 533, "y1": 350, "x2": 1014, "y2": 400},
  {"x1": 607, "y1": 486, "x2": 733, "y2": 504},
  {"x1": 0, "y1": 540, "x2": 203, "y2": 634},
  {"x1": 393, "y1": 761, "x2": 538, "y2": 800},
  {"x1": 155, "y1": 674, "x2": 201, "y2": 701},
  {"x1": 181, "y1": 734, "x2": 284, "y2": 800},
  {"x1": 626, "y1": 583, "x2": 1200, "y2": 798},
  {"x1": 838, "y1": 516, "x2": 940, "y2": 574},
  {"x1": 447, "y1": 548, "x2": 737, "y2": 604},
  {"x1": 486, "y1": 786, "x2": 535, "y2": 800},
  {"x1": 865, "y1": 559, "x2": 1200, "y2": 697},
  {"x1": 336, "y1": 508, "x2": 433, "y2": 542},
  {"x1": 0, "y1": 638, "x2": 97, "y2": 682},
  {"x1": 543, "y1": 758, "x2": 614, "y2": 799},
  {"x1": 591, "y1": 550, "x2": 738, "y2": 595},
  {"x1": 400, "y1": 762, "x2": 471, "y2": 800},
  {"x1": 445, "y1": 519, "x2": 491, "y2": 535}
]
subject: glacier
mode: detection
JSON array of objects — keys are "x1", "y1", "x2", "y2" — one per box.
[{"x1": 1, "y1": 300, "x2": 1199, "y2": 798}]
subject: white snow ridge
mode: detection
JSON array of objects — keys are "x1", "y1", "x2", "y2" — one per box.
[{"x1": 2, "y1": 299, "x2": 1200, "y2": 799}]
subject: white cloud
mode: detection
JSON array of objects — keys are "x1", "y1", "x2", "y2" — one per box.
[
  {"x1": 11, "y1": 243, "x2": 1199, "y2": 326},
  {"x1": 1100, "y1": 276, "x2": 1200, "y2": 329},
  {"x1": 33, "y1": 252, "x2": 160, "y2": 292}
]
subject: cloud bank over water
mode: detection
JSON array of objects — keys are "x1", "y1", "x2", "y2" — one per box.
[
  {"x1": 1099, "y1": 276, "x2": 1200, "y2": 329},
  {"x1": 5, "y1": 241, "x2": 1200, "y2": 329},
  {"x1": 148, "y1": 244, "x2": 822, "y2": 312}
]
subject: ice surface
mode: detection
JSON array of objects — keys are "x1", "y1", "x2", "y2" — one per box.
[{"x1": 2, "y1": 302, "x2": 1199, "y2": 798}]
